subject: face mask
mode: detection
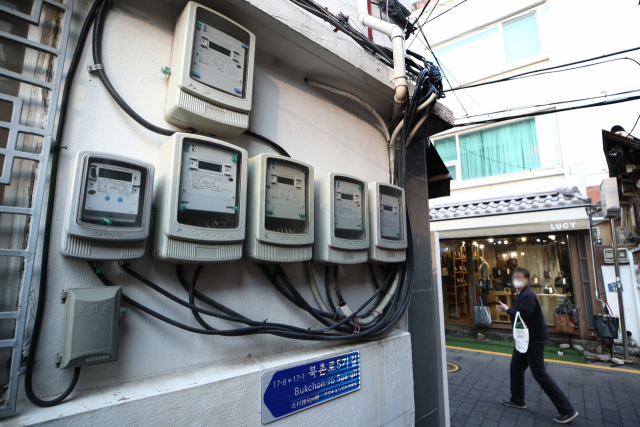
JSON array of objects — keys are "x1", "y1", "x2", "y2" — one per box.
[{"x1": 513, "y1": 280, "x2": 526, "y2": 289}]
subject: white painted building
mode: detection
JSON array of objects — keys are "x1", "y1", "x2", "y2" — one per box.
[{"x1": 408, "y1": 0, "x2": 640, "y2": 205}]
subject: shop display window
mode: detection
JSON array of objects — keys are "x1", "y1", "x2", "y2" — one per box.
[{"x1": 440, "y1": 233, "x2": 576, "y2": 327}]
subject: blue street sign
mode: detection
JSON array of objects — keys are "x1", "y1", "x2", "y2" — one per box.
[{"x1": 261, "y1": 351, "x2": 360, "y2": 424}]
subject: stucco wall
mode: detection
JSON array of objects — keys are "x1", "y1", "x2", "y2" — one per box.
[{"x1": 13, "y1": 1, "x2": 418, "y2": 424}]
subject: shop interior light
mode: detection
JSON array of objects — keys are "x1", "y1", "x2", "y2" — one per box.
[
  {"x1": 549, "y1": 235, "x2": 556, "y2": 240},
  {"x1": 521, "y1": 252, "x2": 525, "y2": 255},
  {"x1": 561, "y1": 241, "x2": 566, "y2": 245},
  {"x1": 473, "y1": 241, "x2": 478, "y2": 246},
  {"x1": 479, "y1": 244, "x2": 484, "y2": 249},
  {"x1": 488, "y1": 238, "x2": 494, "y2": 243},
  {"x1": 498, "y1": 241, "x2": 502, "y2": 244},
  {"x1": 521, "y1": 237, "x2": 527, "y2": 242},
  {"x1": 503, "y1": 240, "x2": 508, "y2": 244},
  {"x1": 511, "y1": 252, "x2": 517, "y2": 257},
  {"x1": 502, "y1": 253, "x2": 507, "y2": 258},
  {"x1": 537, "y1": 238, "x2": 541, "y2": 242}
]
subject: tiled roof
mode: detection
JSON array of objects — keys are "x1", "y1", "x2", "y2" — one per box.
[{"x1": 429, "y1": 187, "x2": 591, "y2": 220}]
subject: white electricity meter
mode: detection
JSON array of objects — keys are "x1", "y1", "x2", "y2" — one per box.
[
  {"x1": 245, "y1": 154, "x2": 314, "y2": 262},
  {"x1": 155, "y1": 133, "x2": 248, "y2": 263},
  {"x1": 60, "y1": 151, "x2": 154, "y2": 260},
  {"x1": 368, "y1": 182, "x2": 407, "y2": 263},
  {"x1": 165, "y1": 2, "x2": 256, "y2": 139},
  {"x1": 314, "y1": 173, "x2": 369, "y2": 264}
]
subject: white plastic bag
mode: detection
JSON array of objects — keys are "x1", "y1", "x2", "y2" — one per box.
[{"x1": 513, "y1": 311, "x2": 529, "y2": 353}]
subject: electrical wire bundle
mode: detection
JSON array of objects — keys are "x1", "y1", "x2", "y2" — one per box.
[
  {"x1": 26, "y1": 0, "x2": 424, "y2": 407},
  {"x1": 286, "y1": 0, "x2": 427, "y2": 78}
]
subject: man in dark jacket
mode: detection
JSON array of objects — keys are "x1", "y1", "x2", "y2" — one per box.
[{"x1": 497, "y1": 267, "x2": 578, "y2": 424}]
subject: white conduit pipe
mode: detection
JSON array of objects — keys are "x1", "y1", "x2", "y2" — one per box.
[
  {"x1": 339, "y1": 271, "x2": 400, "y2": 326},
  {"x1": 389, "y1": 93, "x2": 438, "y2": 146},
  {"x1": 357, "y1": 0, "x2": 407, "y2": 113},
  {"x1": 305, "y1": 79, "x2": 390, "y2": 142},
  {"x1": 305, "y1": 262, "x2": 330, "y2": 313}
]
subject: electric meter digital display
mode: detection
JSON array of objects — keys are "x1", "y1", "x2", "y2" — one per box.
[
  {"x1": 155, "y1": 133, "x2": 248, "y2": 263},
  {"x1": 314, "y1": 173, "x2": 369, "y2": 265},
  {"x1": 190, "y1": 9, "x2": 249, "y2": 98},
  {"x1": 264, "y1": 158, "x2": 309, "y2": 234},
  {"x1": 60, "y1": 151, "x2": 154, "y2": 260},
  {"x1": 368, "y1": 182, "x2": 407, "y2": 263},
  {"x1": 178, "y1": 139, "x2": 241, "y2": 230},
  {"x1": 334, "y1": 177, "x2": 366, "y2": 240},
  {"x1": 81, "y1": 162, "x2": 144, "y2": 226},
  {"x1": 379, "y1": 190, "x2": 403, "y2": 241}
]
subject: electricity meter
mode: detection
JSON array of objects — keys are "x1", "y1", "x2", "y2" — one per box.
[
  {"x1": 155, "y1": 133, "x2": 247, "y2": 263},
  {"x1": 60, "y1": 151, "x2": 154, "y2": 260},
  {"x1": 314, "y1": 173, "x2": 369, "y2": 264},
  {"x1": 368, "y1": 182, "x2": 407, "y2": 263},
  {"x1": 165, "y1": 2, "x2": 256, "y2": 139},
  {"x1": 245, "y1": 154, "x2": 314, "y2": 262}
]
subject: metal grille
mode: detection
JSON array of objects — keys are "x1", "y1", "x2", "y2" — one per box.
[{"x1": 0, "y1": 0, "x2": 74, "y2": 414}]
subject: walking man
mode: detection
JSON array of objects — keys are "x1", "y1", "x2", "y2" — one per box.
[{"x1": 497, "y1": 267, "x2": 579, "y2": 424}]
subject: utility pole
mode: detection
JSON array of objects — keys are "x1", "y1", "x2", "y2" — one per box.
[{"x1": 610, "y1": 218, "x2": 630, "y2": 361}]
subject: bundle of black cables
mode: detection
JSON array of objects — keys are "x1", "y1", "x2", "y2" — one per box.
[
  {"x1": 91, "y1": 215, "x2": 413, "y2": 341},
  {"x1": 287, "y1": 0, "x2": 426, "y2": 78}
]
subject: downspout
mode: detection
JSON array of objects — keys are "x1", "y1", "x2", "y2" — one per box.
[{"x1": 357, "y1": 0, "x2": 408, "y2": 119}]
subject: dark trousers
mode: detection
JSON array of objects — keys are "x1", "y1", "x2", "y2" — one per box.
[{"x1": 510, "y1": 343, "x2": 574, "y2": 415}]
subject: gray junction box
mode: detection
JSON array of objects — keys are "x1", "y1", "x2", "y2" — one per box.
[{"x1": 56, "y1": 287, "x2": 122, "y2": 370}]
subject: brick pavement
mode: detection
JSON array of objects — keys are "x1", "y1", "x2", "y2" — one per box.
[{"x1": 446, "y1": 348, "x2": 640, "y2": 427}]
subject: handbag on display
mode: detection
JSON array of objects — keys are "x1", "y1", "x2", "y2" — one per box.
[
  {"x1": 474, "y1": 297, "x2": 492, "y2": 326},
  {"x1": 543, "y1": 285, "x2": 554, "y2": 294},
  {"x1": 493, "y1": 280, "x2": 504, "y2": 291},
  {"x1": 493, "y1": 268, "x2": 502, "y2": 278},
  {"x1": 593, "y1": 302, "x2": 619, "y2": 339},
  {"x1": 554, "y1": 275, "x2": 572, "y2": 293},
  {"x1": 530, "y1": 274, "x2": 541, "y2": 287},
  {"x1": 554, "y1": 298, "x2": 577, "y2": 333},
  {"x1": 544, "y1": 270, "x2": 551, "y2": 279}
]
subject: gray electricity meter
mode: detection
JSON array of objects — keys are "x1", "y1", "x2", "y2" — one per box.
[
  {"x1": 314, "y1": 173, "x2": 369, "y2": 264},
  {"x1": 245, "y1": 154, "x2": 314, "y2": 262},
  {"x1": 368, "y1": 182, "x2": 407, "y2": 263},
  {"x1": 60, "y1": 151, "x2": 154, "y2": 260},
  {"x1": 155, "y1": 133, "x2": 248, "y2": 263},
  {"x1": 56, "y1": 287, "x2": 122, "y2": 370},
  {"x1": 165, "y1": 2, "x2": 256, "y2": 138}
]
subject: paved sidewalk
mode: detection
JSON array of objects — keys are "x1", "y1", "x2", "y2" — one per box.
[{"x1": 447, "y1": 347, "x2": 640, "y2": 427}]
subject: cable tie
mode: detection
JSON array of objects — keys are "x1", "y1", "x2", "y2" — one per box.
[
  {"x1": 353, "y1": 317, "x2": 360, "y2": 335},
  {"x1": 87, "y1": 64, "x2": 104, "y2": 73},
  {"x1": 389, "y1": 75, "x2": 408, "y2": 82},
  {"x1": 334, "y1": 308, "x2": 339, "y2": 320},
  {"x1": 306, "y1": 328, "x2": 311, "y2": 340},
  {"x1": 263, "y1": 319, "x2": 267, "y2": 334}
]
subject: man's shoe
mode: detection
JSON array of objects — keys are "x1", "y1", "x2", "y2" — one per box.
[
  {"x1": 501, "y1": 399, "x2": 526, "y2": 409},
  {"x1": 553, "y1": 411, "x2": 579, "y2": 424}
]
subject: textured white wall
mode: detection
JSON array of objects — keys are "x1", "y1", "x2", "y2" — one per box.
[{"x1": 15, "y1": 1, "x2": 414, "y2": 423}]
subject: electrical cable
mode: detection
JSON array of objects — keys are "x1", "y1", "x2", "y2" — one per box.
[
  {"x1": 445, "y1": 46, "x2": 640, "y2": 93},
  {"x1": 453, "y1": 94, "x2": 640, "y2": 127},
  {"x1": 24, "y1": 0, "x2": 106, "y2": 407},
  {"x1": 426, "y1": 0, "x2": 468, "y2": 23},
  {"x1": 243, "y1": 130, "x2": 291, "y2": 157},
  {"x1": 455, "y1": 88, "x2": 640, "y2": 122},
  {"x1": 92, "y1": 0, "x2": 176, "y2": 136}
]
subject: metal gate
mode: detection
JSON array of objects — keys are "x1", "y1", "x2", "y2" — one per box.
[{"x1": 0, "y1": 0, "x2": 74, "y2": 415}]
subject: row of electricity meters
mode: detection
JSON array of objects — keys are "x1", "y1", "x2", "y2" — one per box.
[{"x1": 60, "y1": 133, "x2": 407, "y2": 265}]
